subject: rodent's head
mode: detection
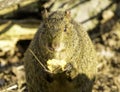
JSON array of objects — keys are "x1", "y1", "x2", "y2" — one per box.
[{"x1": 39, "y1": 11, "x2": 78, "y2": 60}]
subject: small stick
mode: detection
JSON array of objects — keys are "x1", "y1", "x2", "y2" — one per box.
[{"x1": 28, "y1": 49, "x2": 51, "y2": 73}]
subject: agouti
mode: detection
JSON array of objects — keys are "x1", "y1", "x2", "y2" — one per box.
[{"x1": 24, "y1": 11, "x2": 98, "y2": 92}]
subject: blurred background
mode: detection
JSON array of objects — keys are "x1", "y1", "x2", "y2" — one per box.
[{"x1": 0, "y1": 0, "x2": 120, "y2": 92}]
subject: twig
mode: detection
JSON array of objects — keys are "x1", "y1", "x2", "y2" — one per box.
[
  {"x1": 28, "y1": 49, "x2": 51, "y2": 73},
  {"x1": 0, "y1": 84, "x2": 18, "y2": 92}
]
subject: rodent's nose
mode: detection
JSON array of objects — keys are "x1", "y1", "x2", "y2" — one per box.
[
  {"x1": 53, "y1": 43, "x2": 63, "y2": 52},
  {"x1": 47, "y1": 42, "x2": 65, "y2": 52}
]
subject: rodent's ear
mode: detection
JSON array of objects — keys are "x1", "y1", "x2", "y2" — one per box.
[
  {"x1": 42, "y1": 9, "x2": 49, "y2": 19},
  {"x1": 65, "y1": 11, "x2": 71, "y2": 19}
]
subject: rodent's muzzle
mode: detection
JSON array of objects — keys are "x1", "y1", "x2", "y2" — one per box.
[{"x1": 47, "y1": 42, "x2": 65, "y2": 52}]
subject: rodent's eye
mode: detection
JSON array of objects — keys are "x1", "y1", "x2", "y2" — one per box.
[
  {"x1": 42, "y1": 31, "x2": 45, "y2": 34},
  {"x1": 64, "y1": 25, "x2": 68, "y2": 32},
  {"x1": 60, "y1": 17, "x2": 64, "y2": 20}
]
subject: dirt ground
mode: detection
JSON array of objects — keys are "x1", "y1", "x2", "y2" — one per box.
[{"x1": 92, "y1": 20, "x2": 120, "y2": 92}]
